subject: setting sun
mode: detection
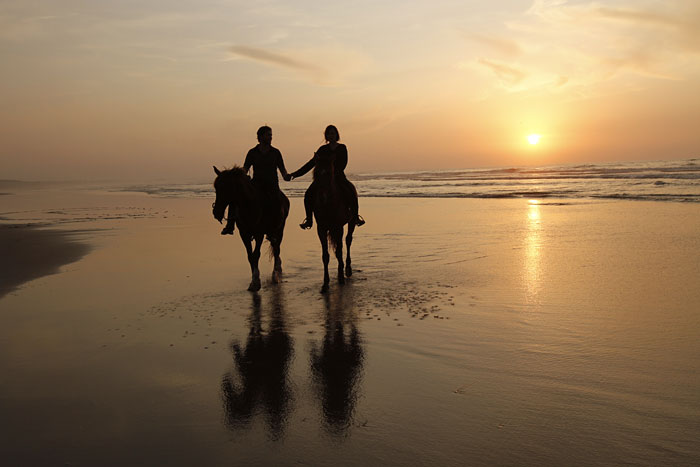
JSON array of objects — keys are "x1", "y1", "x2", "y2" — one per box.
[{"x1": 527, "y1": 134, "x2": 541, "y2": 145}]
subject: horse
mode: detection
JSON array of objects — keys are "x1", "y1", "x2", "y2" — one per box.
[
  {"x1": 311, "y1": 163, "x2": 357, "y2": 293},
  {"x1": 212, "y1": 166, "x2": 289, "y2": 292}
]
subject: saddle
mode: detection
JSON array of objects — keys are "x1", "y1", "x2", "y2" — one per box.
[{"x1": 256, "y1": 185, "x2": 287, "y2": 221}]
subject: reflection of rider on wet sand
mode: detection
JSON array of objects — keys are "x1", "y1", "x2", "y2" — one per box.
[
  {"x1": 221, "y1": 126, "x2": 292, "y2": 235},
  {"x1": 310, "y1": 287, "x2": 365, "y2": 436},
  {"x1": 221, "y1": 290, "x2": 294, "y2": 440}
]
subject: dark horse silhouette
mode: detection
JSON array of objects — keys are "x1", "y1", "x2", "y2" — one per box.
[
  {"x1": 310, "y1": 286, "x2": 364, "y2": 436},
  {"x1": 311, "y1": 161, "x2": 357, "y2": 294},
  {"x1": 212, "y1": 166, "x2": 289, "y2": 291},
  {"x1": 221, "y1": 290, "x2": 294, "y2": 440}
]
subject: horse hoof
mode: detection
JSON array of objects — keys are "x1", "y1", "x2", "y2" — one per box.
[
  {"x1": 320, "y1": 284, "x2": 329, "y2": 294},
  {"x1": 272, "y1": 271, "x2": 281, "y2": 284},
  {"x1": 338, "y1": 276, "x2": 345, "y2": 285},
  {"x1": 345, "y1": 266, "x2": 352, "y2": 277},
  {"x1": 248, "y1": 280, "x2": 261, "y2": 292}
]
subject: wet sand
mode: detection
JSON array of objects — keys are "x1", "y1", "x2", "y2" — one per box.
[
  {"x1": 1, "y1": 187, "x2": 699, "y2": 466},
  {"x1": 0, "y1": 225, "x2": 92, "y2": 298}
]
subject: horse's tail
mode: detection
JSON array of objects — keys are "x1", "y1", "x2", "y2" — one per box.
[
  {"x1": 327, "y1": 227, "x2": 342, "y2": 252},
  {"x1": 266, "y1": 241, "x2": 275, "y2": 261},
  {"x1": 328, "y1": 231, "x2": 337, "y2": 251}
]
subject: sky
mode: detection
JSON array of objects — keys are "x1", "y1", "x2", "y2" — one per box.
[{"x1": 1, "y1": 0, "x2": 699, "y2": 181}]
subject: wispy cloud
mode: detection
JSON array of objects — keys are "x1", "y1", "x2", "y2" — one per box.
[
  {"x1": 229, "y1": 45, "x2": 331, "y2": 84},
  {"x1": 463, "y1": 32, "x2": 522, "y2": 57},
  {"x1": 595, "y1": 6, "x2": 685, "y2": 29},
  {"x1": 601, "y1": 53, "x2": 682, "y2": 81},
  {"x1": 594, "y1": 5, "x2": 700, "y2": 53},
  {"x1": 510, "y1": 0, "x2": 700, "y2": 89},
  {"x1": 477, "y1": 59, "x2": 528, "y2": 85},
  {"x1": 230, "y1": 45, "x2": 321, "y2": 74}
]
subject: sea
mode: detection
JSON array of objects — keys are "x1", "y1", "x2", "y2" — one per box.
[{"x1": 121, "y1": 158, "x2": 700, "y2": 203}]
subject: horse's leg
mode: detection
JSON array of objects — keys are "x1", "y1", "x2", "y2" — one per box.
[
  {"x1": 334, "y1": 226, "x2": 345, "y2": 285},
  {"x1": 345, "y1": 223, "x2": 355, "y2": 277},
  {"x1": 248, "y1": 234, "x2": 263, "y2": 292},
  {"x1": 239, "y1": 233, "x2": 258, "y2": 292},
  {"x1": 272, "y1": 195, "x2": 289, "y2": 284},
  {"x1": 318, "y1": 226, "x2": 330, "y2": 293}
]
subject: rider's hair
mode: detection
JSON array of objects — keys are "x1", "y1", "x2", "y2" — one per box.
[
  {"x1": 324, "y1": 125, "x2": 340, "y2": 142},
  {"x1": 257, "y1": 125, "x2": 272, "y2": 141}
]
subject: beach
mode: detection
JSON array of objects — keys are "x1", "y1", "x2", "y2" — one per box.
[{"x1": 1, "y1": 184, "x2": 699, "y2": 466}]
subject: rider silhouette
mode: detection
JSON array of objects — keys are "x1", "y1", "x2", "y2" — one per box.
[
  {"x1": 222, "y1": 126, "x2": 291, "y2": 235},
  {"x1": 290, "y1": 125, "x2": 365, "y2": 230}
]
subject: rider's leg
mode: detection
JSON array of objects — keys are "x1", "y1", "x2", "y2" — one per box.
[
  {"x1": 221, "y1": 205, "x2": 236, "y2": 235},
  {"x1": 346, "y1": 181, "x2": 365, "y2": 226},
  {"x1": 300, "y1": 183, "x2": 315, "y2": 229}
]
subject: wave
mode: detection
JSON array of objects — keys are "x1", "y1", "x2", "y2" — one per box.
[{"x1": 117, "y1": 159, "x2": 700, "y2": 204}]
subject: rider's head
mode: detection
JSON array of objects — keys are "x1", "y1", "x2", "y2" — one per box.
[
  {"x1": 257, "y1": 126, "x2": 272, "y2": 144},
  {"x1": 324, "y1": 125, "x2": 339, "y2": 143}
]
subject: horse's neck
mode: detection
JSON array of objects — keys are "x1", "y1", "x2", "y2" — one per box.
[{"x1": 230, "y1": 181, "x2": 261, "y2": 220}]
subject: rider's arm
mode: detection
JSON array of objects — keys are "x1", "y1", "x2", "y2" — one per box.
[
  {"x1": 336, "y1": 144, "x2": 348, "y2": 173},
  {"x1": 291, "y1": 155, "x2": 315, "y2": 179},
  {"x1": 243, "y1": 149, "x2": 254, "y2": 175},
  {"x1": 276, "y1": 149, "x2": 291, "y2": 180}
]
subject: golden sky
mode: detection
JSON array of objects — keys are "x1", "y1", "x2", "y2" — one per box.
[{"x1": 1, "y1": 0, "x2": 699, "y2": 181}]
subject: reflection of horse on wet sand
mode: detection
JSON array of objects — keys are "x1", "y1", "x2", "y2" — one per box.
[
  {"x1": 212, "y1": 166, "x2": 289, "y2": 291},
  {"x1": 310, "y1": 286, "x2": 365, "y2": 436},
  {"x1": 221, "y1": 290, "x2": 294, "y2": 440}
]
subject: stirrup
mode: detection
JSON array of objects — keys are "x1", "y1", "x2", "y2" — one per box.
[
  {"x1": 355, "y1": 215, "x2": 365, "y2": 226},
  {"x1": 299, "y1": 218, "x2": 313, "y2": 230}
]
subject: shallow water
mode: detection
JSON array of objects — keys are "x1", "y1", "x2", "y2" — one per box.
[
  {"x1": 116, "y1": 158, "x2": 700, "y2": 203},
  {"x1": 1, "y1": 190, "x2": 699, "y2": 466}
]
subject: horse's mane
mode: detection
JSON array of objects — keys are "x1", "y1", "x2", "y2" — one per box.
[
  {"x1": 313, "y1": 158, "x2": 335, "y2": 184},
  {"x1": 216, "y1": 165, "x2": 256, "y2": 200},
  {"x1": 220, "y1": 165, "x2": 248, "y2": 179}
]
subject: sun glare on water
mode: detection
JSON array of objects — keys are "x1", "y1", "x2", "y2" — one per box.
[{"x1": 527, "y1": 134, "x2": 541, "y2": 145}]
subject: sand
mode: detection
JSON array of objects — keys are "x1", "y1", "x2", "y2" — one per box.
[
  {"x1": 0, "y1": 225, "x2": 92, "y2": 298},
  {"x1": 1, "y1": 186, "x2": 699, "y2": 466}
]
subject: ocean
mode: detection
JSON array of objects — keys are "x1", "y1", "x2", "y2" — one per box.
[{"x1": 121, "y1": 158, "x2": 700, "y2": 203}]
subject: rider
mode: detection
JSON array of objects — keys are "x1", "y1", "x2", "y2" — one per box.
[
  {"x1": 290, "y1": 125, "x2": 365, "y2": 230},
  {"x1": 221, "y1": 125, "x2": 291, "y2": 235}
]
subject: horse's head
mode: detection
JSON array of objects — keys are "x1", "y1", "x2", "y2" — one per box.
[
  {"x1": 212, "y1": 166, "x2": 231, "y2": 223},
  {"x1": 212, "y1": 166, "x2": 250, "y2": 223}
]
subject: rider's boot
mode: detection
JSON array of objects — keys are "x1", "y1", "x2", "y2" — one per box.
[
  {"x1": 299, "y1": 217, "x2": 313, "y2": 230},
  {"x1": 221, "y1": 219, "x2": 235, "y2": 235},
  {"x1": 300, "y1": 200, "x2": 313, "y2": 230}
]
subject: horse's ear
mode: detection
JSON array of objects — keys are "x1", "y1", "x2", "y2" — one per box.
[{"x1": 213, "y1": 166, "x2": 221, "y2": 175}]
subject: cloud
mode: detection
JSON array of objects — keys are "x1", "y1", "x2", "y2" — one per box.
[
  {"x1": 229, "y1": 45, "x2": 330, "y2": 84},
  {"x1": 595, "y1": 6, "x2": 684, "y2": 28},
  {"x1": 463, "y1": 32, "x2": 522, "y2": 57},
  {"x1": 593, "y1": 5, "x2": 700, "y2": 53},
  {"x1": 600, "y1": 53, "x2": 682, "y2": 81},
  {"x1": 510, "y1": 0, "x2": 700, "y2": 89},
  {"x1": 477, "y1": 59, "x2": 528, "y2": 85},
  {"x1": 230, "y1": 45, "x2": 320, "y2": 73}
]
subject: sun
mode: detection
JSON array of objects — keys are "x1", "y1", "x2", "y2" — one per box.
[{"x1": 527, "y1": 134, "x2": 541, "y2": 145}]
